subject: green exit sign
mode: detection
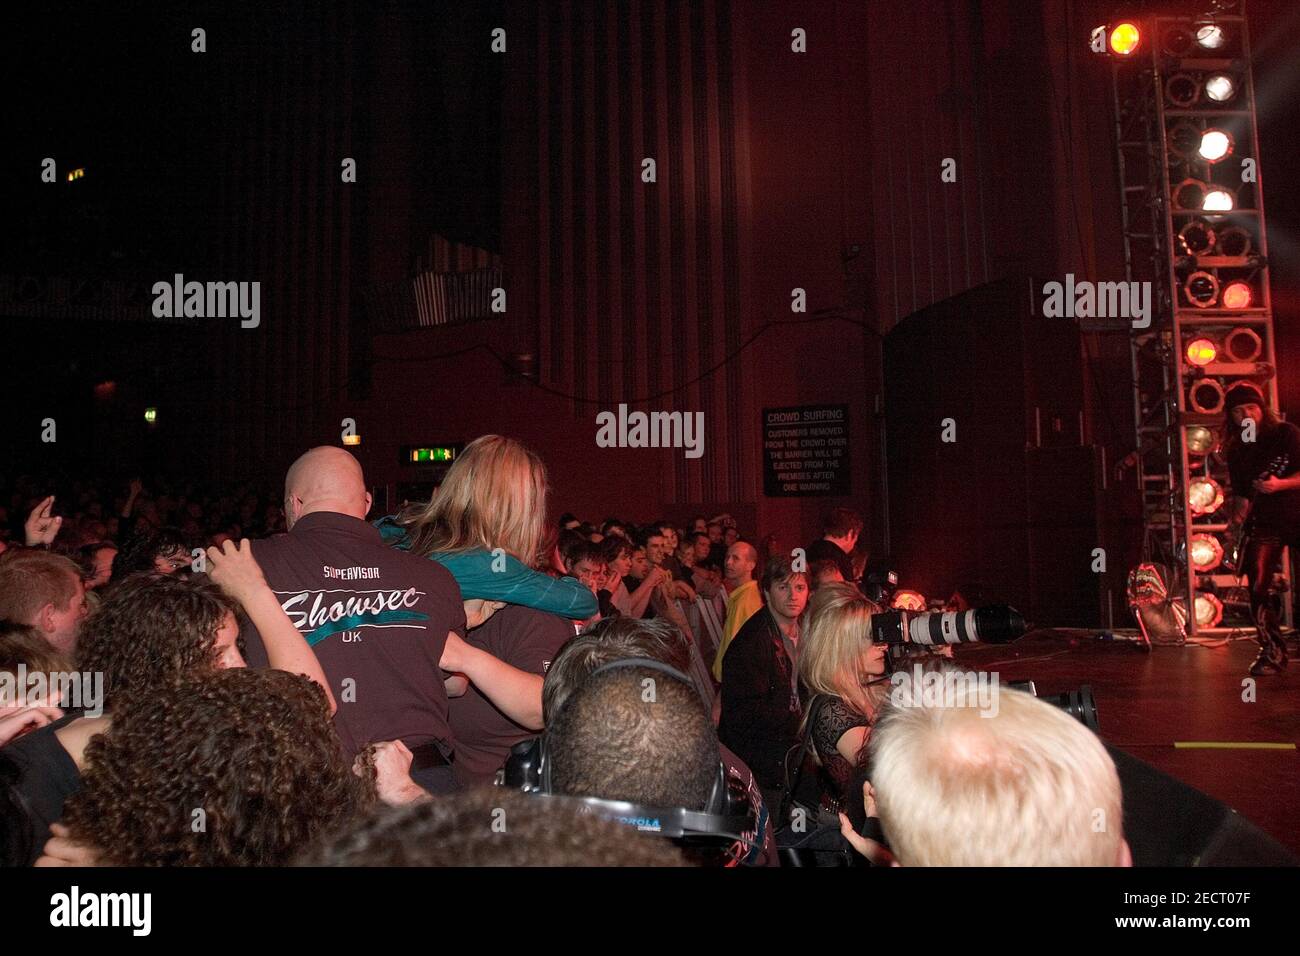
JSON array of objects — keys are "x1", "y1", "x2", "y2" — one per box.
[{"x1": 402, "y1": 444, "x2": 463, "y2": 466}]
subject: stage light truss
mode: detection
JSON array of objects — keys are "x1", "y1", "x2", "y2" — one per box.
[{"x1": 1110, "y1": 7, "x2": 1286, "y2": 635}]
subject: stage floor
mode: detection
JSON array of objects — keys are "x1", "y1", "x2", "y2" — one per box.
[{"x1": 954, "y1": 629, "x2": 1299, "y2": 856}]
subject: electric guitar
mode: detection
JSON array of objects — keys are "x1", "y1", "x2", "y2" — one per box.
[{"x1": 1226, "y1": 453, "x2": 1290, "y2": 574}]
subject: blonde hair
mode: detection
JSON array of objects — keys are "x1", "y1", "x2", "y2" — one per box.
[
  {"x1": 869, "y1": 685, "x2": 1125, "y2": 866},
  {"x1": 398, "y1": 435, "x2": 549, "y2": 564},
  {"x1": 798, "y1": 582, "x2": 885, "y2": 731}
]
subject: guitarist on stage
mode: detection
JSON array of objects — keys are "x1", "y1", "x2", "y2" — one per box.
[{"x1": 1222, "y1": 382, "x2": 1300, "y2": 676}]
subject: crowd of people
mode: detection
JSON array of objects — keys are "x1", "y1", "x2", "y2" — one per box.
[{"x1": 0, "y1": 436, "x2": 1131, "y2": 867}]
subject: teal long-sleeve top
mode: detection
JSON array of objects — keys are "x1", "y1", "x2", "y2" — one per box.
[{"x1": 375, "y1": 515, "x2": 598, "y2": 620}]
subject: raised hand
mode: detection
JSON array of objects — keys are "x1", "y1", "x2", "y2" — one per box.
[
  {"x1": 206, "y1": 538, "x2": 268, "y2": 605},
  {"x1": 24, "y1": 496, "x2": 62, "y2": 547}
]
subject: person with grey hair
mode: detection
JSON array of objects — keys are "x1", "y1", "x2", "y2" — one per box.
[{"x1": 857, "y1": 678, "x2": 1131, "y2": 866}]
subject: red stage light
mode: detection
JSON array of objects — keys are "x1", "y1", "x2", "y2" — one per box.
[
  {"x1": 1221, "y1": 281, "x2": 1252, "y2": 310},
  {"x1": 1185, "y1": 338, "x2": 1218, "y2": 367}
]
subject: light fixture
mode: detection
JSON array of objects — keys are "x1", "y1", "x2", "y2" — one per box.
[
  {"x1": 1189, "y1": 379, "x2": 1226, "y2": 414},
  {"x1": 1184, "y1": 271, "x2": 1220, "y2": 308},
  {"x1": 1189, "y1": 534, "x2": 1225, "y2": 571},
  {"x1": 1216, "y1": 226, "x2": 1251, "y2": 257},
  {"x1": 1186, "y1": 337, "x2": 1218, "y2": 366},
  {"x1": 1110, "y1": 22, "x2": 1142, "y2": 56},
  {"x1": 1173, "y1": 179, "x2": 1209, "y2": 210},
  {"x1": 1178, "y1": 219, "x2": 1216, "y2": 256},
  {"x1": 1188, "y1": 477, "x2": 1225, "y2": 515},
  {"x1": 1204, "y1": 73, "x2": 1237, "y2": 102},
  {"x1": 1185, "y1": 424, "x2": 1216, "y2": 455},
  {"x1": 1203, "y1": 187, "x2": 1235, "y2": 211},
  {"x1": 1195, "y1": 24, "x2": 1226, "y2": 50},
  {"x1": 1193, "y1": 591, "x2": 1224, "y2": 627},
  {"x1": 1224, "y1": 325, "x2": 1262, "y2": 362},
  {"x1": 1165, "y1": 72, "x2": 1200, "y2": 108},
  {"x1": 1221, "y1": 281, "x2": 1253, "y2": 311},
  {"x1": 1161, "y1": 26, "x2": 1193, "y2": 57},
  {"x1": 1198, "y1": 129, "x2": 1233, "y2": 163},
  {"x1": 144, "y1": 407, "x2": 158, "y2": 424},
  {"x1": 891, "y1": 590, "x2": 927, "y2": 612},
  {"x1": 342, "y1": 434, "x2": 361, "y2": 447},
  {"x1": 1169, "y1": 121, "x2": 1203, "y2": 160}
]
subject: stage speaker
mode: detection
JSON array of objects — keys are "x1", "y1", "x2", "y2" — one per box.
[
  {"x1": 883, "y1": 276, "x2": 1101, "y2": 624},
  {"x1": 1107, "y1": 745, "x2": 1297, "y2": 866}
]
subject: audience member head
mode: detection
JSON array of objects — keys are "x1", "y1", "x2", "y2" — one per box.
[
  {"x1": 542, "y1": 616, "x2": 694, "y2": 723},
  {"x1": 78, "y1": 541, "x2": 118, "y2": 590},
  {"x1": 0, "y1": 549, "x2": 87, "y2": 658},
  {"x1": 799, "y1": 581, "x2": 885, "y2": 720},
  {"x1": 601, "y1": 518, "x2": 627, "y2": 539},
  {"x1": 723, "y1": 541, "x2": 758, "y2": 587},
  {"x1": 401, "y1": 435, "x2": 548, "y2": 565},
  {"x1": 112, "y1": 525, "x2": 192, "y2": 581},
  {"x1": 548, "y1": 665, "x2": 718, "y2": 813},
  {"x1": 566, "y1": 541, "x2": 608, "y2": 594},
  {"x1": 723, "y1": 527, "x2": 739, "y2": 547},
  {"x1": 629, "y1": 546, "x2": 650, "y2": 580},
  {"x1": 759, "y1": 554, "x2": 810, "y2": 627},
  {"x1": 283, "y1": 446, "x2": 371, "y2": 529},
  {"x1": 822, "y1": 506, "x2": 864, "y2": 553},
  {"x1": 75, "y1": 574, "x2": 242, "y2": 708},
  {"x1": 0, "y1": 620, "x2": 72, "y2": 702},
  {"x1": 63, "y1": 668, "x2": 370, "y2": 866},
  {"x1": 706, "y1": 521, "x2": 723, "y2": 544},
  {"x1": 598, "y1": 535, "x2": 633, "y2": 584},
  {"x1": 639, "y1": 528, "x2": 668, "y2": 568},
  {"x1": 809, "y1": 558, "x2": 845, "y2": 589},
  {"x1": 690, "y1": 532, "x2": 711, "y2": 562},
  {"x1": 300, "y1": 787, "x2": 686, "y2": 867},
  {"x1": 869, "y1": 681, "x2": 1130, "y2": 866}
]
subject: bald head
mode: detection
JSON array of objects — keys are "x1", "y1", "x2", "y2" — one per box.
[
  {"x1": 284, "y1": 447, "x2": 371, "y2": 528},
  {"x1": 724, "y1": 541, "x2": 757, "y2": 585}
]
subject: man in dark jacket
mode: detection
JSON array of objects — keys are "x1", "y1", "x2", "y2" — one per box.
[
  {"x1": 804, "y1": 507, "x2": 862, "y2": 585},
  {"x1": 718, "y1": 554, "x2": 810, "y2": 816}
]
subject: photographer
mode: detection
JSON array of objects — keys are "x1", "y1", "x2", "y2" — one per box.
[{"x1": 791, "y1": 582, "x2": 888, "y2": 821}]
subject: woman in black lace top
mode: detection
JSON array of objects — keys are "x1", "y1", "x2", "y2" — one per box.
[{"x1": 796, "y1": 582, "x2": 888, "y2": 814}]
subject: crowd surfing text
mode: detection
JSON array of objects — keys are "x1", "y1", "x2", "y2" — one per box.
[{"x1": 595, "y1": 404, "x2": 705, "y2": 459}]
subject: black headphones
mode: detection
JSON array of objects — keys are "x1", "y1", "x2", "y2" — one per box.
[{"x1": 499, "y1": 657, "x2": 755, "y2": 844}]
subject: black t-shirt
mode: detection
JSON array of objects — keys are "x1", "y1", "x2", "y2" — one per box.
[
  {"x1": 0, "y1": 713, "x2": 83, "y2": 867},
  {"x1": 808, "y1": 695, "x2": 871, "y2": 811},
  {"x1": 447, "y1": 604, "x2": 575, "y2": 787},
  {"x1": 240, "y1": 511, "x2": 467, "y2": 762},
  {"x1": 1229, "y1": 421, "x2": 1300, "y2": 535},
  {"x1": 805, "y1": 538, "x2": 855, "y2": 583}
]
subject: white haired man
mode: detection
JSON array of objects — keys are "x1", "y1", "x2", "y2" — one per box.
[{"x1": 859, "y1": 682, "x2": 1131, "y2": 866}]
